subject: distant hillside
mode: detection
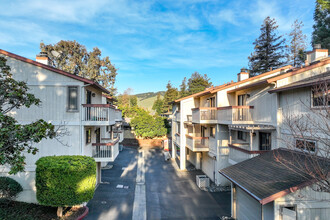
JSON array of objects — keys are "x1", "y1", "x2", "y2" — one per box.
[{"x1": 136, "y1": 91, "x2": 165, "y2": 111}]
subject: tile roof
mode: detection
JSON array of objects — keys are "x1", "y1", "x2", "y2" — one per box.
[
  {"x1": 0, "y1": 49, "x2": 110, "y2": 94},
  {"x1": 219, "y1": 148, "x2": 330, "y2": 205}
]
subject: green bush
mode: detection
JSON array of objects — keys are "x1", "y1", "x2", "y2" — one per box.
[
  {"x1": 0, "y1": 177, "x2": 23, "y2": 200},
  {"x1": 36, "y1": 155, "x2": 96, "y2": 207}
]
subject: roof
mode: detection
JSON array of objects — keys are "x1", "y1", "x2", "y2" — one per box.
[
  {"x1": 219, "y1": 148, "x2": 330, "y2": 205},
  {"x1": 269, "y1": 71, "x2": 330, "y2": 93},
  {"x1": 226, "y1": 79, "x2": 269, "y2": 93},
  {"x1": 0, "y1": 49, "x2": 110, "y2": 94}
]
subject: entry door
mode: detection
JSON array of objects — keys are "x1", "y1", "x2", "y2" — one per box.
[
  {"x1": 237, "y1": 95, "x2": 247, "y2": 121},
  {"x1": 86, "y1": 90, "x2": 92, "y2": 120},
  {"x1": 259, "y1": 132, "x2": 271, "y2": 150},
  {"x1": 96, "y1": 128, "x2": 101, "y2": 143},
  {"x1": 201, "y1": 126, "x2": 207, "y2": 146}
]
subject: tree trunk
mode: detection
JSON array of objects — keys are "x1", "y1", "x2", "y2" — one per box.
[{"x1": 57, "y1": 207, "x2": 63, "y2": 217}]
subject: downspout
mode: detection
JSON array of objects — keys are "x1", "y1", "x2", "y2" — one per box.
[{"x1": 80, "y1": 84, "x2": 91, "y2": 155}]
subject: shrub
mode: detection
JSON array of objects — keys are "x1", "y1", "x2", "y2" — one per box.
[
  {"x1": 36, "y1": 155, "x2": 96, "y2": 207},
  {"x1": 0, "y1": 177, "x2": 23, "y2": 200}
]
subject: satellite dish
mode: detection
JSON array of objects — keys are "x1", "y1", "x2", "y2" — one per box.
[{"x1": 51, "y1": 50, "x2": 61, "y2": 57}]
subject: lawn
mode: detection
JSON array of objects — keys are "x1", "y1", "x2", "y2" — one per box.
[{"x1": 0, "y1": 200, "x2": 85, "y2": 220}]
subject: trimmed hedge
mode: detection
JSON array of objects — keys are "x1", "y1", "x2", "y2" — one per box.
[
  {"x1": 0, "y1": 177, "x2": 23, "y2": 200},
  {"x1": 36, "y1": 155, "x2": 96, "y2": 207}
]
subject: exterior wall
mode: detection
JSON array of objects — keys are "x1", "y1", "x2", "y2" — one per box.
[
  {"x1": 274, "y1": 184, "x2": 330, "y2": 220},
  {"x1": 180, "y1": 98, "x2": 194, "y2": 169},
  {"x1": 0, "y1": 55, "x2": 118, "y2": 203},
  {"x1": 236, "y1": 187, "x2": 262, "y2": 220}
]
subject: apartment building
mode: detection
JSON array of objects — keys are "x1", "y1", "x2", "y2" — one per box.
[
  {"x1": 0, "y1": 50, "x2": 123, "y2": 203},
  {"x1": 171, "y1": 46, "x2": 330, "y2": 219}
]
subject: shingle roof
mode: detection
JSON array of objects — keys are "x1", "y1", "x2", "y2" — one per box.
[
  {"x1": 219, "y1": 148, "x2": 330, "y2": 205},
  {"x1": 0, "y1": 49, "x2": 110, "y2": 94}
]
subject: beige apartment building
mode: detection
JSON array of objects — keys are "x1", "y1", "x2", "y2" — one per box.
[{"x1": 171, "y1": 46, "x2": 330, "y2": 219}]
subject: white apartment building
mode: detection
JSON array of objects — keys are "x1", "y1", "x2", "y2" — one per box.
[
  {"x1": 0, "y1": 49, "x2": 123, "y2": 203},
  {"x1": 171, "y1": 46, "x2": 330, "y2": 219}
]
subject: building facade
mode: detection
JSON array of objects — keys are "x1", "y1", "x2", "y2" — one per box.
[{"x1": 0, "y1": 50, "x2": 123, "y2": 203}]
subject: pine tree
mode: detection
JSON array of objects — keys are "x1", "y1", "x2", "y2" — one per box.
[
  {"x1": 152, "y1": 93, "x2": 164, "y2": 115},
  {"x1": 248, "y1": 17, "x2": 286, "y2": 76},
  {"x1": 179, "y1": 77, "x2": 188, "y2": 98},
  {"x1": 312, "y1": 0, "x2": 330, "y2": 50},
  {"x1": 287, "y1": 20, "x2": 307, "y2": 67},
  {"x1": 162, "y1": 81, "x2": 178, "y2": 113},
  {"x1": 187, "y1": 72, "x2": 212, "y2": 95}
]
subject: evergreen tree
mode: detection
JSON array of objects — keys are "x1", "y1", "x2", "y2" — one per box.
[
  {"x1": 312, "y1": 0, "x2": 330, "y2": 50},
  {"x1": 287, "y1": 20, "x2": 307, "y2": 67},
  {"x1": 40, "y1": 40, "x2": 118, "y2": 95},
  {"x1": 152, "y1": 94, "x2": 164, "y2": 115},
  {"x1": 248, "y1": 17, "x2": 286, "y2": 76},
  {"x1": 162, "y1": 81, "x2": 178, "y2": 113},
  {"x1": 179, "y1": 77, "x2": 188, "y2": 98},
  {"x1": 187, "y1": 72, "x2": 212, "y2": 95}
]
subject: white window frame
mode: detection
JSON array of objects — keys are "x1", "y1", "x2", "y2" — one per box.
[
  {"x1": 295, "y1": 138, "x2": 317, "y2": 153},
  {"x1": 67, "y1": 86, "x2": 79, "y2": 112}
]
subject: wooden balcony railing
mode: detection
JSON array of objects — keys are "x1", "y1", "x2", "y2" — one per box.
[
  {"x1": 191, "y1": 107, "x2": 217, "y2": 123},
  {"x1": 92, "y1": 137, "x2": 119, "y2": 159},
  {"x1": 186, "y1": 134, "x2": 209, "y2": 151},
  {"x1": 228, "y1": 143, "x2": 269, "y2": 164},
  {"x1": 82, "y1": 104, "x2": 115, "y2": 122},
  {"x1": 217, "y1": 106, "x2": 253, "y2": 123}
]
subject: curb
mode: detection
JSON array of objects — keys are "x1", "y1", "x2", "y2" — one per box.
[{"x1": 76, "y1": 206, "x2": 89, "y2": 220}]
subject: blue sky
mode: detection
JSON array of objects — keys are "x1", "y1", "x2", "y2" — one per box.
[{"x1": 0, "y1": 0, "x2": 315, "y2": 94}]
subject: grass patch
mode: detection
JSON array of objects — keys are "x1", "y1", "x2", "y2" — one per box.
[{"x1": 0, "y1": 200, "x2": 85, "y2": 220}]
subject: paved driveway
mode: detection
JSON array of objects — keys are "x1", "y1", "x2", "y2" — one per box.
[{"x1": 86, "y1": 146, "x2": 231, "y2": 220}]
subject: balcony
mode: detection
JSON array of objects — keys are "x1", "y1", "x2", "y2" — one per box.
[
  {"x1": 217, "y1": 106, "x2": 253, "y2": 124},
  {"x1": 113, "y1": 130, "x2": 124, "y2": 142},
  {"x1": 192, "y1": 107, "x2": 217, "y2": 124},
  {"x1": 82, "y1": 104, "x2": 116, "y2": 126},
  {"x1": 185, "y1": 134, "x2": 209, "y2": 152},
  {"x1": 228, "y1": 143, "x2": 269, "y2": 165},
  {"x1": 92, "y1": 137, "x2": 120, "y2": 162}
]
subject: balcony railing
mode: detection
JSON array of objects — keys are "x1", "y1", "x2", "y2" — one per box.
[
  {"x1": 174, "y1": 133, "x2": 181, "y2": 146},
  {"x1": 185, "y1": 134, "x2": 209, "y2": 152},
  {"x1": 217, "y1": 106, "x2": 253, "y2": 124},
  {"x1": 228, "y1": 143, "x2": 269, "y2": 164},
  {"x1": 82, "y1": 104, "x2": 115, "y2": 122},
  {"x1": 192, "y1": 107, "x2": 217, "y2": 123},
  {"x1": 92, "y1": 137, "x2": 119, "y2": 160},
  {"x1": 115, "y1": 109, "x2": 122, "y2": 121},
  {"x1": 186, "y1": 115, "x2": 192, "y2": 122}
]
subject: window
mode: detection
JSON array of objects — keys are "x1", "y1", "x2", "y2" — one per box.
[
  {"x1": 86, "y1": 129, "x2": 91, "y2": 144},
  {"x1": 210, "y1": 127, "x2": 216, "y2": 138},
  {"x1": 237, "y1": 131, "x2": 246, "y2": 141},
  {"x1": 295, "y1": 139, "x2": 316, "y2": 152},
  {"x1": 259, "y1": 132, "x2": 271, "y2": 150},
  {"x1": 68, "y1": 86, "x2": 78, "y2": 111},
  {"x1": 312, "y1": 83, "x2": 329, "y2": 107}
]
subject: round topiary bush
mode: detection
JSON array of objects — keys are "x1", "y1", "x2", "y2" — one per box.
[
  {"x1": 36, "y1": 155, "x2": 96, "y2": 208},
  {"x1": 0, "y1": 177, "x2": 23, "y2": 200}
]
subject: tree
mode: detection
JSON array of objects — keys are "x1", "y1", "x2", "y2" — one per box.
[
  {"x1": 287, "y1": 20, "x2": 307, "y2": 67},
  {"x1": 278, "y1": 76, "x2": 330, "y2": 193},
  {"x1": 0, "y1": 57, "x2": 57, "y2": 174},
  {"x1": 152, "y1": 93, "x2": 164, "y2": 115},
  {"x1": 130, "y1": 95, "x2": 138, "y2": 107},
  {"x1": 248, "y1": 17, "x2": 287, "y2": 76},
  {"x1": 179, "y1": 77, "x2": 188, "y2": 98},
  {"x1": 40, "y1": 40, "x2": 118, "y2": 95},
  {"x1": 312, "y1": 0, "x2": 330, "y2": 50},
  {"x1": 187, "y1": 72, "x2": 212, "y2": 95},
  {"x1": 162, "y1": 81, "x2": 179, "y2": 113}
]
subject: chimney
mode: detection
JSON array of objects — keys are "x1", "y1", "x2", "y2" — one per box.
[
  {"x1": 306, "y1": 44, "x2": 328, "y2": 65},
  {"x1": 36, "y1": 52, "x2": 50, "y2": 65},
  {"x1": 237, "y1": 68, "x2": 249, "y2": 82}
]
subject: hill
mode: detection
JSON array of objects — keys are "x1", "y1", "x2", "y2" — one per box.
[{"x1": 136, "y1": 91, "x2": 165, "y2": 111}]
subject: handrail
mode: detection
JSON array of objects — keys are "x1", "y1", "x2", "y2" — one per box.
[
  {"x1": 191, "y1": 107, "x2": 217, "y2": 111},
  {"x1": 175, "y1": 133, "x2": 181, "y2": 136},
  {"x1": 228, "y1": 144, "x2": 269, "y2": 154},
  {"x1": 92, "y1": 137, "x2": 119, "y2": 146},
  {"x1": 217, "y1": 106, "x2": 254, "y2": 110},
  {"x1": 185, "y1": 134, "x2": 209, "y2": 139},
  {"x1": 82, "y1": 104, "x2": 116, "y2": 109}
]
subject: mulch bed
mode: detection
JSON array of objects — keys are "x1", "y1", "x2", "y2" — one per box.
[{"x1": 0, "y1": 200, "x2": 86, "y2": 220}]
